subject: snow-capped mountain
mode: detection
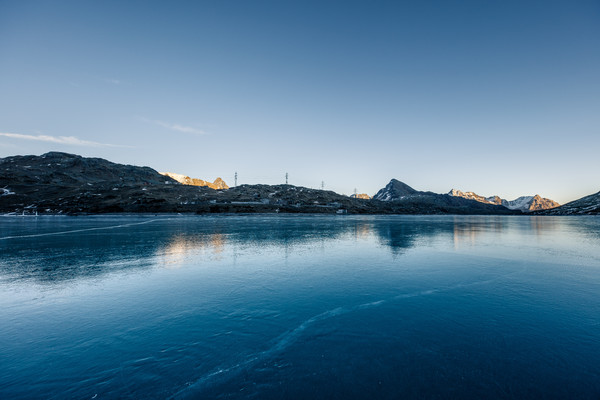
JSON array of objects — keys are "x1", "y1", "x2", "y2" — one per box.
[
  {"x1": 448, "y1": 189, "x2": 559, "y2": 212},
  {"x1": 161, "y1": 172, "x2": 229, "y2": 189},
  {"x1": 447, "y1": 189, "x2": 495, "y2": 204},
  {"x1": 373, "y1": 179, "x2": 419, "y2": 201},
  {"x1": 372, "y1": 179, "x2": 517, "y2": 214},
  {"x1": 541, "y1": 191, "x2": 600, "y2": 215}
]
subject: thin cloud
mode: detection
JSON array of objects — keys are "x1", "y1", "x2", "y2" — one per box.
[
  {"x1": 141, "y1": 118, "x2": 207, "y2": 135},
  {"x1": 0, "y1": 132, "x2": 128, "y2": 147},
  {"x1": 104, "y1": 78, "x2": 121, "y2": 85}
]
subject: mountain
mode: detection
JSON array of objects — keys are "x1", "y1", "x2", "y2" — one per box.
[
  {"x1": 539, "y1": 190, "x2": 600, "y2": 215},
  {"x1": 526, "y1": 195, "x2": 560, "y2": 211},
  {"x1": 373, "y1": 179, "x2": 517, "y2": 215},
  {"x1": 350, "y1": 193, "x2": 371, "y2": 200},
  {"x1": 161, "y1": 172, "x2": 229, "y2": 189},
  {"x1": 0, "y1": 153, "x2": 523, "y2": 215},
  {"x1": 373, "y1": 179, "x2": 419, "y2": 201},
  {"x1": 0, "y1": 151, "x2": 185, "y2": 213},
  {"x1": 448, "y1": 189, "x2": 559, "y2": 212},
  {"x1": 0, "y1": 151, "x2": 177, "y2": 186},
  {"x1": 447, "y1": 189, "x2": 495, "y2": 204},
  {"x1": 0, "y1": 152, "x2": 374, "y2": 214}
]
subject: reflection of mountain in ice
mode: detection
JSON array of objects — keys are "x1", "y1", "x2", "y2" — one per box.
[
  {"x1": 1, "y1": 215, "x2": 599, "y2": 284},
  {"x1": 2, "y1": 215, "x2": 600, "y2": 399}
]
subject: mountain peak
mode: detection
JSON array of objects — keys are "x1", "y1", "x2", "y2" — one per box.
[
  {"x1": 387, "y1": 179, "x2": 417, "y2": 194},
  {"x1": 448, "y1": 189, "x2": 559, "y2": 212},
  {"x1": 211, "y1": 177, "x2": 229, "y2": 190},
  {"x1": 373, "y1": 179, "x2": 418, "y2": 201},
  {"x1": 528, "y1": 194, "x2": 560, "y2": 211},
  {"x1": 161, "y1": 172, "x2": 229, "y2": 190}
]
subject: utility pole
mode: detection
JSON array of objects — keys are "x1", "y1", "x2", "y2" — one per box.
[
  {"x1": 321, "y1": 181, "x2": 325, "y2": 190},
  {"x1": 354, "y1": 188, "x2": 357, "y2": 198},
  {"x1": 234, "y1": 172, "x2": 238, "y2": 187},
  {"x1": 285, "y1": 172, "x2": 288, "y2": 185}
]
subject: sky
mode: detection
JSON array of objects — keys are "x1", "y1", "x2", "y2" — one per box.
[{"x1": 0, "y1": 0, "x2": 598, "y2": 204}]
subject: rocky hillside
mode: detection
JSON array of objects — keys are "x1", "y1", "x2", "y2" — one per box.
[
  {"x1": 1, "y1": 152, "x2": 177, "y2": 186},
  {"x1": 161, "y1": 172, "x2": 229, "y2": 189},
  {"x1": 448, "y1": 189, "x2": 559, "y2": 212},
  {"x1": 0, "y1": 153, "x2": 521, "y2": 215},
  {"x1": 538, "y1": 190, "x2": 600, "y2": 215},
  {"x1": 373, "y1": 179, "x2": 420, "y2": 201}
]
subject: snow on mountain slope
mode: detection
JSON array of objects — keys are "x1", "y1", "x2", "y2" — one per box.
[
  {"x1": 373, "y1": 179, "x2": 419, "y2": 201},
  {"x1": 502, "y1": 196, "x2": 534, "y2": 211},
  {"x1": 448, "y1": 189, "x2": 496, "y2": 205},
  {"x1": 372, "y1": 180, "x2": 517, "y2": 214},
  {"x1": 448, "y1": 189, "x2": 559, "y2": 212}
]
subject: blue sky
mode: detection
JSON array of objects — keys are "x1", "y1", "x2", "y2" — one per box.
[{"x1": 1, "y1": 0, "x2": 598, "y2": 203}]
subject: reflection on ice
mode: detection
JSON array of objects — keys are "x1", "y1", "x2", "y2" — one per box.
[
  {"x1": 1, "y1": 215, "x2": 598, "y2": 284},
  {"x1": 1, "y1": 215, "x2": 600, "y2": 399},
  {"x1": 158, "y1": 233, "x2": 227, "y2": 268}
]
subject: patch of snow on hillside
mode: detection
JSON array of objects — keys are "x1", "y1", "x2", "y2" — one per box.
[{"x1": 503, "y1": 196, "x2": 534, "y2": 211}]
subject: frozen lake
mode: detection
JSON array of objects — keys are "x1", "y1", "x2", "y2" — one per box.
[{"x1": 1, "y1": 215, "x2": 599, "y2": 399}]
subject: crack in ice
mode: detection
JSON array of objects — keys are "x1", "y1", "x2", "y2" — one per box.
[{"x1": 170, "y1": 271, "x2": 519, "y2": 399}]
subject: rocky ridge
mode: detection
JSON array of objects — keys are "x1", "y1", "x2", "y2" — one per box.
[
  {"x1": 0, "y1": 153, "x2": 519, "y2": 215},
  {"x1": 351, "y1": 193, "x2": 371, "y2": 200},
  {"x1": 538, "y1": 191, "x2": 600, "y2": 215},
  {"x1": 372, "y1": 179, "x2": 516, "y2": 214},
  {"x1": 161, "y1": 172, "x2": 229, "y2": 189},
  {"x1": 373, "y1": 179, "x2": 420, "y2": 201},
  {"x1": 448, "y1": 188, "x2": 559, "y2": 212}
]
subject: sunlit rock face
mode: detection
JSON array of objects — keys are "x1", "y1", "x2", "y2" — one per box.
[
  {"x1": 161, "y1": 172, "x2": 229, "y2": 190},
  {"x1": 527, "y1": 195, "x2": 560, "y2": 211},
  {"x1": 211, "y1": 177, "x2": 228, "y2": 190},
  {"x1": 448, "y1": 189, "x2": 559, "y2": 212}
]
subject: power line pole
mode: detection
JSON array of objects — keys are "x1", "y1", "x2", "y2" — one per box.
[
  {"x1": 285, "y1": 172, "x2": 288, "y2": 185},
  {"x1": 234, "y1": 172, "x2": 238, "y2": 187},
  {"x1": 321, "y1": 181, "x2": 325, "y2": 190},
  {"x1": 354, "y1": 188, "x2": 357, "y2": 198}
]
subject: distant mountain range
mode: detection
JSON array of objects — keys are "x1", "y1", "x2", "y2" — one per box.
[
  {"x1": 372, "y1": 179, "x2": 518, "y2": 214},
  {"x1": 161, "y1": 172, "x2": 229, "y2": 189},
  {"x1": 0, "y1": 152, "x2": 597, "y2": 215},
  {"x1": 447, "y1": 189, "x2": 559, "y2": 212}
]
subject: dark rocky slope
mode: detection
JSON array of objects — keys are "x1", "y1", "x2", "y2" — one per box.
[
  {"x1": 373, "y1": 179, "x2": 517, "y2": 215},
  {"x1": 1, "y1": 153, "x2": 518, "y2": 215},
  {"x1": 537, "y1": 191, "x2": 600, "y2": 215}
]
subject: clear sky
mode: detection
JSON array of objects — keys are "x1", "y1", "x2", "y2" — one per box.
[{"x1": 1, "y1": 0, "x2": 598, "y2": 204}]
